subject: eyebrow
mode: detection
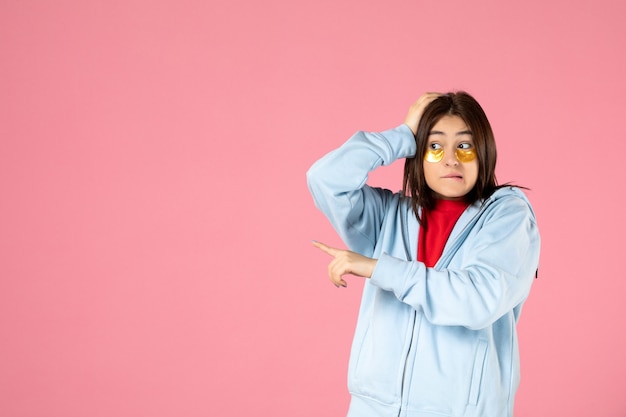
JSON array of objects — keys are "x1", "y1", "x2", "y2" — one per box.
[{"x1": 429, "y1": 130, "x2": 473, "y2": 136}]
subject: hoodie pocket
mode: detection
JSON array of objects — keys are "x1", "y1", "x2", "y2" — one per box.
[{"x1": 468, "y1": 339, "x2": 488, "y2": 405}]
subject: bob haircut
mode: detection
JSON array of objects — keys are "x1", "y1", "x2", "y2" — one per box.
[{"x1": 402, "y1": 91, "x2": 504, "y2": 219}]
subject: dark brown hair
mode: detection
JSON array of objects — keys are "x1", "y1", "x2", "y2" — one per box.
[{"x1": 402, "y1": 91, "x2": 503, "y2": 218}]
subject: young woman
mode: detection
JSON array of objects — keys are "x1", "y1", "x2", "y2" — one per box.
[{"x1": 307, "y1": 92, "x2": 540, "y2": 417}]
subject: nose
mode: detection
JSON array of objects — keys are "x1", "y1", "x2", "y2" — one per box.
[{"x1": 443, "y1": 147, "x2": 459, "y2": 166}]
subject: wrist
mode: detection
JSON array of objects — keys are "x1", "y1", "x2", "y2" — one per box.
[{"x1": 366, "y1": 258, "x2": 378, "y2": 278}]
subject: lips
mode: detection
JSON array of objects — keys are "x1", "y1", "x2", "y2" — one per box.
[{"x1": 442, "y1": 173, "x2": 463, "y2": 179}]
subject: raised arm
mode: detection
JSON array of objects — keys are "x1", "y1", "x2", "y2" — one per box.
[
  {"x1": 306, "y1": 94, "x2": 440, "y2": 256},
  {"x1": 306, "y1": 126, "x2": 411, "y2": 255}
]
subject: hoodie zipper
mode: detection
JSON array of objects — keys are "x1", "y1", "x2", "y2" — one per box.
[
  {"x1": 435, "y1": 198, "x2": 495, "y2": 269},
  {"x1": 395, "y1": 198, "x2": 494, "y2": 416},
  {"x1": 398, "y1": 202, "x2": 416, "y2": 416}
]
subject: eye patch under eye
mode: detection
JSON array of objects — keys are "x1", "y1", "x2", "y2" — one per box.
[
  {"x1": 423, "y1": 148, "x2": 477, "y2": 163},
  {"x1": 424, "y1": 148, "x2": 444, "y2": 163},
  {"x1": 455, "y1": 148, "x2": 476, "y2": 162}
]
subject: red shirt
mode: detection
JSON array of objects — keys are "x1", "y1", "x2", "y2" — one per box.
[{"x1": 418, "y1": 199, "x2": 469, "y2": 268}]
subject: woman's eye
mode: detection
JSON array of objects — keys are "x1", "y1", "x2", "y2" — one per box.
[
  {"x1": 458, "y1": 143, "x2": 473, "y2": 150},
  {"x1": 429, "y1": 143, "x2": 442, "y2": 150}
]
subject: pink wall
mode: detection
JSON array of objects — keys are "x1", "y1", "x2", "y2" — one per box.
[{"x1": 1, "y1": 0, "x2": 625, "y2": 415}]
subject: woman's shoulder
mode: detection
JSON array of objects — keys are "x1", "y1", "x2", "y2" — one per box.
[
  {"x1": 483, "y1": 186, "x2": 537, "y2": 222},
  {"x1": 489, "y1": 186, "x2": 532, "y2": 203}
]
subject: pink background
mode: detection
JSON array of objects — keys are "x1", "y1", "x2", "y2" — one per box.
[{"x1": 1, "y1": 0, "x2": 625, "y2": 416}]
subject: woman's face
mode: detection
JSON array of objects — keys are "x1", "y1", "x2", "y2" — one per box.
[{"x1": 423, "y1": 115, "x2": 479, "y2": 200}]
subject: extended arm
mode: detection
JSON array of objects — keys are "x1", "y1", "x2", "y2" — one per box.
[
  {"x1": 313, "y1": 194, "x2": 540, "y2": 328},
  {"x1": 370, "y1": 195, "x2": 540, "y2": 329}
]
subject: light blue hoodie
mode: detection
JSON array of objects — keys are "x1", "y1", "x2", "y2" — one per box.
[{"x1": 307, "y1": 124, "x2": 540, "y2": 417}]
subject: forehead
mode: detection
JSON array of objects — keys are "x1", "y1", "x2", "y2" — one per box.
[{"x1": 429, "y1": 115, "x2": 470, "y2": 135}]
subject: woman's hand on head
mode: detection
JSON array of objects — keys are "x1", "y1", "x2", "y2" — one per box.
[
  {"x1": 311, "y1": 241, "x2": 377, "y2": 288},
  {"x1": 404, "y1": 92, "x2": 442, "y2": 135}
]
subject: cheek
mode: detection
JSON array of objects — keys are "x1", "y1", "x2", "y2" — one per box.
[
  {"x1": 422, "y1": 160, "x2": 434, "y2": 176},
  {"x1": 467, "y1": 161, "x2": 479, "y2": 185}
]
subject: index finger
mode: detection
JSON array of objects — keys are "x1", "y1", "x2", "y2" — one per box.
[{"x1": 311, "y1": 240, "x2": 338, "y2": 257}]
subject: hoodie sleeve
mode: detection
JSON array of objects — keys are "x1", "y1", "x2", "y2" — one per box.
[
  {"x1": 306, "y1": 124, "x2": 416, "y2": 257},
  {"x1": 369, "y1": 195, "x2": 541, "y2": 330}
]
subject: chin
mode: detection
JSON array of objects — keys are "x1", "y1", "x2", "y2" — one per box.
[{"x1": 436, "y1": 194, "x2": 464, "y2": 201}]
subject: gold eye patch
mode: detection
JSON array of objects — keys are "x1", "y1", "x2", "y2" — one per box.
[
  {"x1": 424, "y1": 148, "x2": 444, "y2": 163},
  {"x1": 424, "y1": 148, "x2": 477, "y2": 163},
  {"x1": 455, "y1": 148, "x2": 477, "y2": 163}
]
